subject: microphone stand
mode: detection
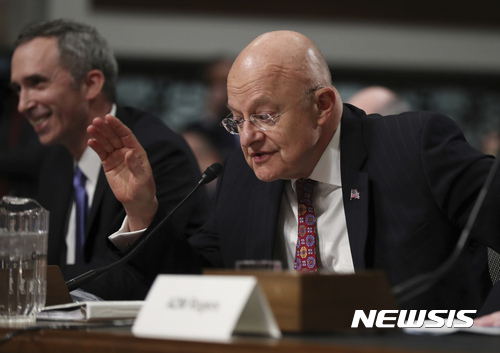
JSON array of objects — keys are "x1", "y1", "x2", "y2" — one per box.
[
  {"x1": 393, "y1": 155, "x2": 500, "y2": 304},
  {"x1": 65, "y1": 163, "x2": 223, "y2": 291}
]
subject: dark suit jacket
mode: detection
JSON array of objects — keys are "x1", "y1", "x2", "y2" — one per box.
[
  {"x1": 143, "y1": 104, "x2": 499, "y2": 312},
  {"x1": 478, "y1": 281, "x2": 500, "y2": 317},
  {"x1": 36, "y1": 106, "x2": 209, "y2": 300}
]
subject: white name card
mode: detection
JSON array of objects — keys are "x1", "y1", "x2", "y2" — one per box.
[{"x1": 132, "y1": 275, "x2": 282, "y2": 342}]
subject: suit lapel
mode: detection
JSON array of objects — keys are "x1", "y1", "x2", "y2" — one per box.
[
  {"x1": 245, "y1": 179, "x2": 285, "y2": 260},
  {"x1": 42, "y1": 147, "x2": 73, "y2": 264},
  {"x1": 86, "y1": 168, "x2": 107, "y2": 237},
  {"x1": 340, "y1": 106, "x2": 369, "y2": 270}
]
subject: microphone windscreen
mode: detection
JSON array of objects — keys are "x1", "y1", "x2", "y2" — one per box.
[{"x1": 202, "y1": 163, "x2": 223, "y2": 184}]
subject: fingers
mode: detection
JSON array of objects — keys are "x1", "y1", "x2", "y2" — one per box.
[
  {"x1": 104, "y1": 114, "x2": 142, "y2": 150},
  {"x1": 87, "y1": 136, "x2": 108, "y2": 161},
  {"x1": 474, "y1": 312, "x2": 500, "y2": 327},
  {"x1": 87, "y1": 115, "x2": 125, "y2": 154},
  {"x1": 87, "y1": 114, "x2": 147, "y2": 158},
  {"x1": 88, "y1": 114, "x2": 153, "y2": 179}
]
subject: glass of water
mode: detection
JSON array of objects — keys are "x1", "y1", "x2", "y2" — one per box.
[
  {"x1": 235, "y1": 260, "x2": 282, "y2": 271},
  {"x1": 0, "y1": 196, "x2": 49, "y2": 326}
]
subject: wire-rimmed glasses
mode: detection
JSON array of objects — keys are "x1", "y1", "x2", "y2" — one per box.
[
  {"x1": 220, "y1": 86, "x2": 324, "y2": 135},
  {"x1": 221, "y1": 112, "x2": 284, "y2": 135}
]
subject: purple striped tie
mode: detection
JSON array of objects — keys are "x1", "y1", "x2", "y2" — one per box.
[{"x1": 73, "y1": 166, "x2": 88, "y2": 264}]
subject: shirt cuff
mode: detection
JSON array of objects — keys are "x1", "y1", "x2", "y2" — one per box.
[{"x1": 108, "y1": 216, "x2": 146, "y2": 252}]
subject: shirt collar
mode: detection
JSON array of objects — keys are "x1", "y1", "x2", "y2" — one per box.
[
  {"x1": 291, "y1": 122, "x2": 342, "y2": 191},
  {"x1": 75, "y1": 104, "x2": 116, "y2": 183},
  {"x1": 77, "y1": 147, "x2": 101, "y2": 186}
]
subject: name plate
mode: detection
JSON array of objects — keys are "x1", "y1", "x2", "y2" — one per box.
[{"x1": 132, "y1": 275, "x2": 281, "y2": 342}]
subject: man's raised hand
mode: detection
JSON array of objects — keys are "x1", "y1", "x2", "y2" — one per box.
[{"x1": 87, "y1": 114, "x2": 158, "y2": 231}]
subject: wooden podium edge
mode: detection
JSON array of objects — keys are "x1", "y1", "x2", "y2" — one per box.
[
  {"x1": 204, "y1": 269, "x2": 399, "y2": 332},
  {"x1": 46, "y1": 265, "x2": 73, "y2": 306}
]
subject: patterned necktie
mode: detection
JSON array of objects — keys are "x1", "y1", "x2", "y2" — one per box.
[
  {"x1": 73, "y1": 166, "x2": 88, "y2": 264},
  {"x1": 294, "y1": 178, "x2": 318, "y2": 272}
]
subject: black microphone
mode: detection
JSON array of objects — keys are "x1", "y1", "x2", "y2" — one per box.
[
  {"x1": 201, "y1": 162, "x2": 223, "y2": 184},
  {"x1": 393, "y1": 155, "x2": 500, "y2": 304},
  {"x1": 65, "y1": 162, "x2": 223, "y2": 291}
]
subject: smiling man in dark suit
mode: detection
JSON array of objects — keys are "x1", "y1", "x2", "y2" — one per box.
[
  {"x1": 89, "y1": 30, "x2": 500, "y2": 312},
  {"x1": 9, "y1": 19, "x2": 209, "y2": 300}
]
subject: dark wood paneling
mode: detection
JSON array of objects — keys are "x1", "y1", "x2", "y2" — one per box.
[{"x1": 92, "y1": 0, "x2": 500, "y2": 29}]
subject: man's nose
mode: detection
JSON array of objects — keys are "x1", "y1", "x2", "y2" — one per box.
[
  {"x1": 239, "y1": 120, "x2": 264, "y2": 147},
  {"x1": 17, "y1": 89, "x2": 35, "y2": 114}
]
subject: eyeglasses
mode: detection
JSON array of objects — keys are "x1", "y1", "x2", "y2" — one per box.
[
  {"x1": 221, "y1": 112, "x2": 284, "y2": 135},
  {"x1": 220, "y1": 86, "x2": 325, "y2": 135}
]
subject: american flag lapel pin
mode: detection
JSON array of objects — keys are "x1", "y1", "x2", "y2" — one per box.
[{"x1": 350, "y1": 188, "x2": 360, "y2": 200}]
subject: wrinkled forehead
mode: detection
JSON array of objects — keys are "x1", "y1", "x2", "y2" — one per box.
[{"x1": 227, "y1": 68, "x2": 303, "y2": 113}]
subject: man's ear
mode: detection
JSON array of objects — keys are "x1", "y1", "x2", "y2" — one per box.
[
  {"x1": 315, "y1": 87, "x2": 336, "y2": 126},
  {"x1": 83, "y1": 69, "x2": 105, "y2": 100}
]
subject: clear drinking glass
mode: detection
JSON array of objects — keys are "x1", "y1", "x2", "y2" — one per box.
[
  {"x1": 235, "y1": 260, "x2": 282, "y2": 271},
  {"x1": 0, "y1": 196, "x2": 49, "y2": 326}
]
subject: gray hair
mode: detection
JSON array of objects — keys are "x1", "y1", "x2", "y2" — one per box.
[{"x1": 15, "y1": 19, "x2": 118, "y2": 102}]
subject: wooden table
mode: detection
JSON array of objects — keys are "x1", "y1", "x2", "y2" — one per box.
[{"x1": 1, "y1": 322, "x2": 499, "y2": 353}]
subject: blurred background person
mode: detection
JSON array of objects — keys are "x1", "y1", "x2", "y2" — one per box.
[
  {"x1": 181, "y1": 127, "x2": 222, "y2": 200},
  {"x1": 184, "y1": 57, "x2": 239, "y2": 161},
  {"x1": 347, "y1": 85, "x2": 411, "y2": 115},
  {"x1": 481, "y1": 131, "x2": 500, "y2": 157}
]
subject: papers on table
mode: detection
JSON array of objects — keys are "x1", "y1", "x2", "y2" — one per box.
[{"x1": 38, "y1": 301, "x2": 144, "y2": 322}]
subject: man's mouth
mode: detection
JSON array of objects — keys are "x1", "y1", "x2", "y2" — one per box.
[
  {"x1": 27, "y1": 111, "x2": 52, "y2": 132},
  {"x1": 251, "y1": 151, "x2": 274, "y2": 163},
  {"x1": 30, "y1": 116, "x2": 49, "y2": 126}
]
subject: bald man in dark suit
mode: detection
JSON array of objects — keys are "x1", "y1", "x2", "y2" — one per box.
[{"x1": 89, "y1": 30, "x2": 499, "y2": 312}]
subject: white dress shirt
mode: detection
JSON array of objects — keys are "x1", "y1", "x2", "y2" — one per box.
[
  {"x1": 274, "y1": 123, "x2": 355, "y2": 273},
  {"x1": 66, "y1": 105, "x2": 116, "y2": 264}
]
